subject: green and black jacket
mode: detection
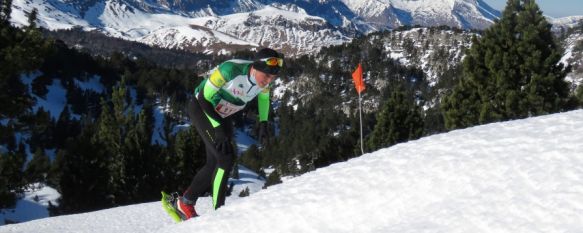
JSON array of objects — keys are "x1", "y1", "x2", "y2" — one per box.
[{"x1": 195, "y1": 59, "x2": 270, "y2": 127}]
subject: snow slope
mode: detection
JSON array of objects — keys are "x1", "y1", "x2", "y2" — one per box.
[{"x1": 2, "y1": 109, "x2": 583, "y2": 232}]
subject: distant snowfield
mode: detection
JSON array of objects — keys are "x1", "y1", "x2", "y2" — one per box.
[
  {"x1": 560, "y1": 32, "x2": 583, "y2": 91},
  {"x1": 1, "y1": 110, "x2": 582, "y2": 233},
  {"x1": 0, "y1": 184, "x2": 60, "y2": 225}
]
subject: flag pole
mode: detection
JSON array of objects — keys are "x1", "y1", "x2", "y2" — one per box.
[
  {"x1": 352, "y1": 63, "x2": 365, "y2": 155},
  {"x1": 359, "y1": 92, "x2": 364, "y2": 155}
]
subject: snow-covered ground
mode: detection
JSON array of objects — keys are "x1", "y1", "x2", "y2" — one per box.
[{"x1": 1, "y1": 109, "x2": 582, "y2": 233}]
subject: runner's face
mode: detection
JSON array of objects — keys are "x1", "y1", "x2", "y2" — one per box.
[{"x1": 253, "y1": 69, "x2": 277, "y2": 88}]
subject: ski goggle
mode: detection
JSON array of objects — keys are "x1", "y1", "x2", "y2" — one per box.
[{"x1": 259, "y1": 57, "x2": 283, "y2": 67}]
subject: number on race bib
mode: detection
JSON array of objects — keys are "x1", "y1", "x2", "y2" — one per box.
[{"x1": 215, "y1": 100, "x2": 245, "y2": 118}]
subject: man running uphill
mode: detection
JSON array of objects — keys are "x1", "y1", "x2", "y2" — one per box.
[{"x1": 167, "y1": 48, "x2": 284, "y2": 221}]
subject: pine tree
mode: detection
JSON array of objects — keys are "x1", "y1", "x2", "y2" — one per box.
[
  {"x1": 576, "y1": 86, "x2": 583, "y2": 107},
  {"x1": 516, "y1": 0, "x2": 570, "y2": 115},
  {"x1": 442, "y1": 0, "x2": 571, "y2": 130},
  {"x1": 0, "y1": 0, "x2": 12, "y2": 26},
  {"x1": 239, "y1": 187, "x2": 250, "y2": 197},
  {"x1": 26, "y1": 8, "x2": 38, "y2": 29},
  {"x1": 1, "y1": 2, "x2": 51, "y2": 118},
  {"x1": 172, "y1": 126, "x2": 204, "y2": 190},
  {"x1": 29, "y1": 107, "x2": 53, "y2": 149},
  {"x1": 25, "y1": 147, "x2": 51, "y2": 184},
  {"x1": 54, "y1": 106, "x2": 75, "y2": 148},
  {"x1": 93, "y1": 96, "x2": 124, "y2": 201},
  {"x1": 93, "y1": 78, "x2": 140, "y2": 203},
  {"x1": 1, "y1": 123, "x2": 17, "y2": 151},
  {"x1": 0, "y1": 151, "x2": 25, "y2": 208},
  {"x1": 367, "y1": 90, "x2": 424, "y2": 151},
  {"x1": 240, "y1": 144, "x2": 261, "y2": 173},
  {"x1": 263, "y1": 170, "x2": 282, "y2": 189},
  {"x1": 47, "y1": 149, "x2": 66, "y2": 189},
  {"x1": 442, "y1": 76, "x2": 482, "y2": 129},
  {"x1": 122, "y1": 105, "x2": 161, "y2": 202},
  {"x1": 59, "y1": 129, "x2": 112, "y2": 214}
]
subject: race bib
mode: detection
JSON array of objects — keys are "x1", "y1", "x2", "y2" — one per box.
[{"x1": 215, "y1": 99, "x2": 245, "y2": 118}]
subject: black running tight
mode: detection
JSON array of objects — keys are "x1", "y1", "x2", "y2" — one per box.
[{"x1": 183, "y1": 95, "x2": 234, "y2": 209}]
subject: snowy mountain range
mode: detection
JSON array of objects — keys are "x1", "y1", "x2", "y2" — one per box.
[
  {"x1": 9, "y1": 0, "x2": 504, "y2": 55},
  {"x1": 1, "y1": 109, "x2": 582, "y2": 232},
  {"x1": 11, "y1": 0, "x2": 583, "y2": 56},
  {"x1": 9, "y1": 0, "x2": 583, "y2": 55},
  {"x1": 549, "y1": 15, "x2": 583, "y2": 31}
]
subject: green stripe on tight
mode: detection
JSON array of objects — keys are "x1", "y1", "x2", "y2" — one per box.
[
  {"x1": 205, "y1": 112, "x2": 221, "y2": 128},
  {"x1": 212, "y1": 168, "x2": 226, "y2": 209}
]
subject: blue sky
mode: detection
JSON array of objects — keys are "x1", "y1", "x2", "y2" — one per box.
[{"x1": 483, "y1": 0, "x2": 583, "y2": 18}]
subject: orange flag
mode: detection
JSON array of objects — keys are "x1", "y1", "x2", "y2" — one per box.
[{"x1": 352, "y1": 63, "x2": 365, "y2": 94}]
